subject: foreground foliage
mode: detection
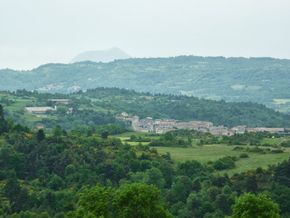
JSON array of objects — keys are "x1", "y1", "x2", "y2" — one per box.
[
  {"x1": 70, "y1": 183, "x2": 172, "y2": 218},
  {"x1": 232, "y1": 193, "x2": 280, "y2": 218},
  {"x1": 0, "y1": 106, "x2": 289, "y2": 217}
]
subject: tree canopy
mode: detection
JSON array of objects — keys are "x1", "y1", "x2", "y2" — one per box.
[{"x1": 232, "y1": 193, "x2": 280, "y2": 218}]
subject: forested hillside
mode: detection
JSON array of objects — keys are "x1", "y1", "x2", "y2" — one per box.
[
  {"x1": 1, "y1": 56, "x2": 290, "y2": 112},
  {"x1": 1, "y1": 88, "x2": 290, "y2": 130},
  {"x1": 0, "y1": 105, "x2": 289, "y2": 218}
]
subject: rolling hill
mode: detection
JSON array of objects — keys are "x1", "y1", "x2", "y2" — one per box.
[
  {"x1": 1, "y1": 88, "x2": 290, "y2": 129},
  {"x1": 1, "y1": 56, "x2": 290, "y2": 112}
]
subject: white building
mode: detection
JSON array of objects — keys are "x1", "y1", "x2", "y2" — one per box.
[{"x1": 25, "y1": 106, "x2": 57, "y2": 114}]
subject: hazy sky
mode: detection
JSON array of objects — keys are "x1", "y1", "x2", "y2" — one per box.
[{"x1": 1, "y1": 0, "x2": 290, "y2": 70}]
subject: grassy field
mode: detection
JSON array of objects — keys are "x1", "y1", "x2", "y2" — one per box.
[
  {"x1": 0, "y1": 94, "x2": 58, "y2": 127},
  {"x1": 261, "y1": 137, "x2": 289, "y2": 146},
  {"x1": 155, "y1": 145, "x2": 290, "y2": 175},
  {"x1": 115, "y1": 132, "x2": 160, "y2": 146},
  {"x1": 115, "y1": 132, "x2": 290, "y2": 175}
]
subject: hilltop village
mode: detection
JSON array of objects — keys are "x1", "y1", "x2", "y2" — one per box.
[{"x1": 117, "y1": 112, "x2": 287, "y2": 136}]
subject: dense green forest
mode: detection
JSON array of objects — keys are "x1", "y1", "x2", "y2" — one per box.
[
  {"x1": 1, "y1": 88, "x2": 290, "y2": 130},
  {"x1": 1, "y1": 105, "x2": 290, "y2": 217},
  {"x1": 1, "y1": 56, "x2": 290, "y2": 112}
]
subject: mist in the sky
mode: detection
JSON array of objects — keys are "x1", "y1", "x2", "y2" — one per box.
[{"x1": 0, "y1": 0, "x2": 290, "y2": 70}]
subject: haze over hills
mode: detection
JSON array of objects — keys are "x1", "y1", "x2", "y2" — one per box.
[
  {"x1": 1, "y1": 55, "x2": 290, "y2": 112},
  {"x1": 71, "y1": 47, "x2": 131, "y2": 63}
]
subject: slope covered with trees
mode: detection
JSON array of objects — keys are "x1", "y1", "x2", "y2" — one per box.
[
  {"x1": 1, "y1": 56, "x2": 290, "y2": 112},
  {"x1": 1, "y1": 106, "x2": 290, "y2": 217},
  {"x1": 1, "y1": 88, "x2": 290, "y2": 129}
]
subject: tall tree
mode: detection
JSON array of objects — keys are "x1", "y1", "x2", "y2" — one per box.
[
  {"x1": 71, "y1": 185, "x2": 113, "y2": 218},
  {"x1": 36, "y1": 129, "x2": 46, "y2": 142},
  {"x1": 114, "y1": 183, "x2": 172, "y2": 218},
  {"x1": 0, "y1": 104, "x2": 8, "y2": 133},
  {"x1": 0, "y1": 104, "x2": 4, "y2": 119},
  {"x1": 232, "y1": 193, "x2": 280, "y2": 218}
]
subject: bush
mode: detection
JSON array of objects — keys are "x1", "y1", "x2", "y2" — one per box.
[
  {"x1": 246, "y1": 146, "x2": 267, "y2": 154},
  {"x1": 232, "y1": 193, "x2": 280, "y2": 218},
  {"x1": 280, "y1": 140, "x2": 290, "y2": 147},
  {"x1": 271, "y1": 149, "x2": 284, "y2": 154},
  {"x1": 233, "y1": 146, "x2": 244, "y2": 151},
  {"x1": 240, "y1": 153, "x2": 249, "y2": 158},
  {"x1": 213, "y1": 156, "x2": 236, "y2": 171}
]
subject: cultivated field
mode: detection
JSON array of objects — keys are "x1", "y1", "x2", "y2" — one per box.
[
  {"x1": 116, "y1": 132, "x2": 290, "y2": 175},
  {"x1": 155, "y1": 145, "x2": 290, "y2": 175}
]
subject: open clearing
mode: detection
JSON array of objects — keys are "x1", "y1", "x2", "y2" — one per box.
[
  {"x1": 154, "y1": 145, "x2": 290, "y2": 175},
  {"x1": 115, "y1": 132, "x2": 290, "y2": 175}
]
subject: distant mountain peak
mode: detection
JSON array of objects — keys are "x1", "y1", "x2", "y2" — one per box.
[{"x1": 71, "y1": 47, "x2": 131, "y2": 63}]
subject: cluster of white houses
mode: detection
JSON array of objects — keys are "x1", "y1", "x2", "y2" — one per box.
[{"x1": 117, "y1": 112, "x2": 287, "y2": 136}]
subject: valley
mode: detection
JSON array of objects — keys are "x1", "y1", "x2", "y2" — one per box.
[
  {"x1": 2, "y1": 88, "x2": 290, "y2": 217},
  {"x1": 2, "y1": 1, "x2": 289, "y2": 217}
]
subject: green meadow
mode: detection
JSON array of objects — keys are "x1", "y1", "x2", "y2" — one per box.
[
  {"x1": 154, "y1": 145, "x2": 290, "y2": 175},
  {"x1": 116, "y1": 132, "x2": 290, "y2": 175}
]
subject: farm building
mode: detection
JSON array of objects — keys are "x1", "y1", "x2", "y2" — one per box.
[{"x1": 24, "y1": 106, "x2": 57, "y2": 114}]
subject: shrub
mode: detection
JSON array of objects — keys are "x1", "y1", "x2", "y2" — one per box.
[
  {"x1": 233, "y1": 146, "x2": 244, "y2": 151},
  {"x1": 213, "y1": 156, "x2": 236, "y2": 171},
  {"x1": 232, "y1": 193, "x2": 280, "y2": 218},
  {"x1": 280, "y1": 140, "x2": 290, "y2": 147},
  {"x1": 271, "y1": 149, "x2": 284, "y2": 154},
  {"x1": 240, "y1": 153, "x2": 249, "y2": 158}
]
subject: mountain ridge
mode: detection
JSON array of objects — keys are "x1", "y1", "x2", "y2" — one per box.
[{"x1": 1, "y1": 55, "x2": 290, "y2": 112}]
